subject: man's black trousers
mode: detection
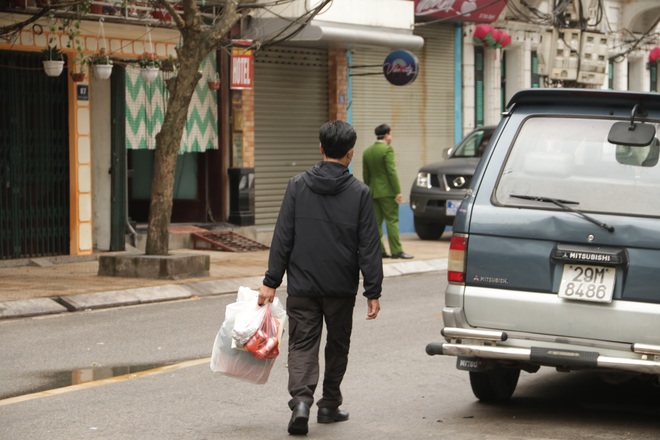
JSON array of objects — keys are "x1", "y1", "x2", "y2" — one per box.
[{"x1": 285, "y1": 295, "x2": 356, "y2": 410}]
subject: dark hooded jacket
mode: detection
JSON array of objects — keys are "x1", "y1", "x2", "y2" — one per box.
[{"x1": 263, "y1": 161, "x2": 383, "y2": 299}]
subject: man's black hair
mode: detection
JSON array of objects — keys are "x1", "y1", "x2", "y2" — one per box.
[
  {"x1": 319, "y1": 120, "x2": 357, "y2": 159},
  {"x1": 375, "y1": 124, "x2": 391, "y2": 140}
]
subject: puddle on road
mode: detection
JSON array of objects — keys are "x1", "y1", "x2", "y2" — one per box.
[
  {"x1": 2, "y1": 360, "x2": 209, "y2": 404},
  {"x1": 68, "y1": 363, "x2": 172, "y2": 386},
  {"x1": 26, "y1": 363, "x2": 175, "y2": 396}
]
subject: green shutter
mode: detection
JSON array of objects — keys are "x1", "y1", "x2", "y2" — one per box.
[
  {"x1": 651, "y1": 64, "x2": 657, "y2": 92},
  {"x1": 475, "y1": 46, "x2": 484, "y2": 127},
  {"x1": 531, "y1": 50, "x2": 540, "y2": 88}
]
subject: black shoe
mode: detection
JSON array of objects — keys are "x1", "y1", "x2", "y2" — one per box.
[
  {"x1": 391, "y1": 252, "x2": 414, "y2": 259},
  {"x1": 382, "y1": 252, "x2": 391, "y2": 258},
  {"x1": 317, "y1": 407, "x2": 349, "y2": 424},
  {"x1": 288, "y1": 402, "x2": 310, "y2": 435}
]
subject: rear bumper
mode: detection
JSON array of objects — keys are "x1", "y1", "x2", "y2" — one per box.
[{"x1": 427, "y1": 327, "x2": 660, "y2": 376}]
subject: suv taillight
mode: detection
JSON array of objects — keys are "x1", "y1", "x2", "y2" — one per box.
[{"x1": 448, "y1": 234, "x2": 467, "y2": 284}]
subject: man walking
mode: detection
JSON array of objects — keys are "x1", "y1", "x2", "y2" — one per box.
[
  {"x1": 258, "y1": 120, "x2": 383, "y2": 436},
  {"x1": 362, "y1": 123, "x2": 414, "y2": 259}
]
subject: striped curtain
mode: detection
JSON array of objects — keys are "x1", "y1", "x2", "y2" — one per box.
[{"x1": 125, "y1": 53, "x2": 218, "y2": 153}]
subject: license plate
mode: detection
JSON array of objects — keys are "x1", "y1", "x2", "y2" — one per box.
[
  {"x1": 446, "y1": 200, "x2": 461, "y2": 216},
  {"x1": 558, "y1": 264, "x2": 615, "y2": 303}
]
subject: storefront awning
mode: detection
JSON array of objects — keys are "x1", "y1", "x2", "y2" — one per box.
[{"x1": 246, "y1": 19, "x2": 424, "y2": 51}]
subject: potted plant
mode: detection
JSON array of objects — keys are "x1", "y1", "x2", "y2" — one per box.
[
  {"x1": 88, "y1": 48, "x2": 113, "y2": 79},
  {"x1": 160, "y1": 55, "x2": 177, "y2": 73},
  {"x1": 70, "y1": 70, "x2": 86, "y2": 82},
  {"x1": 69, "y1": 50, "x2": 88, "y2": 82},
  {"x1": 208, "y1": 72, "x2": 220, "y2": 90},
  {"x1": 139, "y1": 53, "x2": 161, "y2": 83},
  {"x1": 42, "y1": 45, "x2": 65, "y2": 77}
]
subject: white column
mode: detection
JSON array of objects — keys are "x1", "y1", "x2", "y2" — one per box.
[
  {"x1": 463, "y1": 34, "x2": 476, "y2": 135},
  {"x1": 612, "y1": 59, "x2": 628, "y2": 91},
  {"x1": 484, "y1": 48, "x2": 502, "y2": 126}
]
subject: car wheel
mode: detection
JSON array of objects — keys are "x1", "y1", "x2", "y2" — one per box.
[
  {"x1": 413, "y1": 217, "x2": 444, "y2": 240},
  {"x1": 469, "y1": 368, "x2": 520, "y2": 403}
]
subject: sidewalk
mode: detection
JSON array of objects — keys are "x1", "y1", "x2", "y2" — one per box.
[{"x1": 0, "y1": 234, "x2": 450, "y2": 319}]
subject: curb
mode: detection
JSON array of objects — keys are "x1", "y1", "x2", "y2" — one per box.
[{"x1": 0, "y1": 258, "x2": 447, "y2": 320}]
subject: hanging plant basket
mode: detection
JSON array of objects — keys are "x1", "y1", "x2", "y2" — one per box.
[
  {"x1": 92, "y1": 63, "x2": 113, "y2": 79},
  {"x1": 141, "y1": 67, "x2": 160, "y2": 83},
  {"x1": 160, "y1": 58, "x2": 177, "y2": 72},
  {"x1": 88, "y1": 46, "x2": 114, "y2": 80},
  {"x1": 42, "y1": 44, "x2": 65, "y2": 77},
  {"x1": 43, "y1": 60, "x2": 65, "y2": 77}
]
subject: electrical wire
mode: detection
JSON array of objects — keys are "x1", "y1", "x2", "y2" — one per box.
[{"x1": 241, "y1": 0, "x2": 332, "y2": 49}]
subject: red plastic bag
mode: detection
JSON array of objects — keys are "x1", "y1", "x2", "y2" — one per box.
[{"x1": 244, "y1": 305, "x2": 280, "y2": 360}]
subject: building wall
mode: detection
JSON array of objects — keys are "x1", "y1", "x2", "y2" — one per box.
[
  {"x1": 328, "y1": 49, "x2": 349, "y2": 122},
  {"x1": 90, "y1": 75, "x2": 112, "y2": 251},
  {"x1": 462, "y1": 0, "x2": 660, "y2": 129},
  {"x1": 260, "y1": 0, "x2": 415, "y2": 31},
  {"x1": 0, "y1": 19, "x2": 178, "y2": 255}
]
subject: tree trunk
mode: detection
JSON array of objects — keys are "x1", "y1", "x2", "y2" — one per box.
[
  {"x1": 143, "y1": 0, "x2": 242, "y2": 255},
  {"x1": 145, "y1": 39, "x2": 209, "y2": 255}
]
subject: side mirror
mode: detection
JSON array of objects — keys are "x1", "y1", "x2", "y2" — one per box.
[{"x1": 442, "y1": 147, "x2": 452, "y2": 159}]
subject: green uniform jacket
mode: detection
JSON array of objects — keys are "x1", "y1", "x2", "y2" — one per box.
[{"x1": 362, "y1": 141, "x2": 401, "y2": 199}]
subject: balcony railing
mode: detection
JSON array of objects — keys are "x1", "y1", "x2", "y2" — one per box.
[{"x1": 3, "y1": 0, "x2": 219, "y2": 26}]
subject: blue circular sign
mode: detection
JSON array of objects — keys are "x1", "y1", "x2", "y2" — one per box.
[{"x1": 383, "y1": 50, "x2": 419, "y2": 86}]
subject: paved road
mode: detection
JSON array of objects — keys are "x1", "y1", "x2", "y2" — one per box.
[{"x1": 1, "y1": 273, "x2": 659, "y2": 439}]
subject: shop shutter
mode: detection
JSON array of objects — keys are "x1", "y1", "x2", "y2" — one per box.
[
  {"x1": 351, "y1": 24, "x2": 455, "y2": 200},
  {"x1": 254, "y1": 47, "x2": 328, "y2": 226}
]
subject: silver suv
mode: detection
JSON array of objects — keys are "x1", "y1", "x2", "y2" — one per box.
[
  {"x1": 410, "y1": 127, "x2": 495, "y2": 240},
  {"x1": 426, "y1": 89, "x2": 660, "y2": 403}
]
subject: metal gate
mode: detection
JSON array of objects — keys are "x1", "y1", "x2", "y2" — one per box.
[{"x1": 0, "y1": 51, "x2": 70, "y2": 259}]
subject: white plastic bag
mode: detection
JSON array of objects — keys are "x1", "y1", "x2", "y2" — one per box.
[
  {"x1": 210, "y1": 287, "x2": 287, "y2": 384},
  {"x1": 232, "y1": 301, "x2": 267, "y2": 347}
]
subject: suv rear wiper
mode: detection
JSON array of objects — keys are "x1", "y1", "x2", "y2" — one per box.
[{"x1": 510, "y1": 194, "x2": 615, "y2": 233}]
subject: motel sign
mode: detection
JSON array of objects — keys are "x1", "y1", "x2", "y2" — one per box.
[{"x1": 231, "y1": 40, "x2": 254, "y2": 90}]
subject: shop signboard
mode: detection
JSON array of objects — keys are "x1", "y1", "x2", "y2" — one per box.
[
  {"x1": 231, "y1": 40, "x2": 254, "y2": 90},
  {"x1": 414, "y1": 0, "x2": 507, "y2": 23}
]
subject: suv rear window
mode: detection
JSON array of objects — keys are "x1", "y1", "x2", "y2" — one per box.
[{"x1": 495, "y1": 117, "x2": 660, "y2": 218}]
